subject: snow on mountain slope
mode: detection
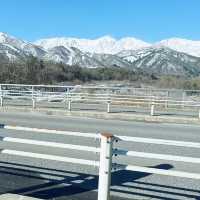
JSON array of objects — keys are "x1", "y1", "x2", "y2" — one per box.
[
  {"x1": 69, "y1": 47, "x2": 105, "y2": 68},
  {"x1": 2, "y1": 32, "x2": 200, "y2": 76},
  {"x1": 117, "y1": 47, "x2": 153, "y2": 62},
  {"x1": 35, "y1": 35, "x2": 200, "y2": 58},
  {"x1": 0, "y1": 32, "x2": 25, "y2": 49},
  {"x1": 0, "y1": 32, "x2": 46, "y2": 57},
  {"x1": 0, "y1": 43, "x2": 27, "y2": 61},
  {"x1": 44, "y1": 46, "x2": 105, "y2": 68},
  {"x1": 92, "y1": 53, "x2": 133, "y2": 68},
  {"x1": 3, "y1": 32, "x2": 200, "y2": 58},
  {"x1": 156, "y1": 38, "x2": 200, "y2": 57},
  {"x1": 119, "y1": 46, "x2": 200, "y2": 76},
  {"x1": 35, "y1": 36, "x2": 150, "y2": 54},
  {"x1": 43, "y1": 46, "x2": 74, "y2": 65}
]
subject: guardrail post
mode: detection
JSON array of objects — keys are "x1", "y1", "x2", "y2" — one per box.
[
  {"x1": 165, "y1": 91, "x2": 169, "y2": 109},
  {"x1": 32, "y1": 86, "x2": 36, "y2": 109},
  {"x1": 66, "y1": 88, "x2": 71, "y2": 111},
  {"x1": 0, "y1": 96, "x2": 3, "y2": 107},
  {"x1": 107, "y1": 100, "x2": 111, "y2": 113},
  {"x1": 0, "y1": 84, "x2": 3, "y2": 107},
  {"x1": 98, "y1": 133, "x2": 113, "y2": 200},
  {"x1": 150, "y1": 101, "x2": 155, "y2": 116},
  {"x1": 198, "y1": 109, "x2": 200, "y2": 119},
  {"x1": 32, "y1": 98, "x2": 36, "y2": 109},
  {"x1": 106, "y1": 90, "x2": 111, "y2": 113},
  {"x1": 68, "y1": 99, "x2": 71, "y2": 111},
  {"x1": 182, "y1": 91, "x2": 185, "y2": 108},
  {"x1": 66, "y1": 88, "x2": 72, "y2": 111}
]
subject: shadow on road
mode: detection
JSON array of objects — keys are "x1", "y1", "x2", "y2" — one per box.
[{"x1": 0, "y1": 161, "x2": 199, "y2": 200}]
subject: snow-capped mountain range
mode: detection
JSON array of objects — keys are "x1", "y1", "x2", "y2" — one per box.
[
  {"x1": 35, "y1": 35, "x2": 200, "y2": 57},
  {"x1": 35, "y1": 36, "x2": 151, "y2": 54},
  {"x1": 1, "y1": 32, "x2": 200, "y2": 76}
]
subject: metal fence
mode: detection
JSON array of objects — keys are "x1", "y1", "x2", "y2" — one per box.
[
  {"x1": 1, "y1": 124, "x2": 200, "y2": 200},
  {"x1": 1, "y1": 83, "x2": 200, "y2": 118}
]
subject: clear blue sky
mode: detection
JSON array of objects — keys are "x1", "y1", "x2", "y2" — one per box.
[{"x1": 1, "y1": 0, "x2": 200, "y2": 42}]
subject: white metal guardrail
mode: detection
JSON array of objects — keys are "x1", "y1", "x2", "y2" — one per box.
[
  {"x1": 1, "y1": 83, "x2": 200, "y2": 118},
  {"x1": 1, "y1": 124, "x2": 200, "y2": 199}
]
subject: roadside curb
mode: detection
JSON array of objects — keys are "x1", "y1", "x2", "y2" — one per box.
[{"x1": 0, "y1": 106, "x2": 200, "y2": 125}]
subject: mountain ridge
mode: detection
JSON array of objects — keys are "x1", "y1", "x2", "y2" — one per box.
[
  {"x1": 35, "y1": 35, "x2": 200, "y2": 57},
  {"x1": 1, "y1": 32, "x2": 200, "y2": 76},
  {"x1": 2, "y1": 32, "x2": 200, "y2": 57},
  {"x1": 35, "y1": 35, "x2": 151, "y2": 54}
]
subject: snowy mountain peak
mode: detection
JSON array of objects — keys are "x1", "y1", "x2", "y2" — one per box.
[
  {"x1": 158, "y1": 37, "x2": 200, "y2": 44},
  {"x1": 0, "y1": 32, "x2": 46, "y2": 58},
  {"x1": 117, "y1": 37, "x2": 151, "y2": 50},
  {"x1": 95, "y1": 35, "x2": 116, "y2": 42},
  {"x1": 35, "y1": 36, "x2": 150, "y2": 54},
  {"x1": 0, "y1": 32, "x2": 28, "y2": 50},
  {"x1": 0, "y1": 32, "x2": 11, "y2": 38},
  {"x1": 2, "y1": 33, "x2": 200, "y2": 76},
  {"x1": 0, "y1": 32, "x2": 9, "y2": 42},
  {"x1": 156, "y1": 38, "x2": 200, "y2": 57},
  {"x1": 0, "y1": 32, "x2": 20, "y2": 44}
]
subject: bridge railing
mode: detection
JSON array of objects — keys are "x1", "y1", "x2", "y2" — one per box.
[
  {"x1": 0, "y1": 124, "x2": 103, "y2": 199},
  {"x1": 1, "y1": 124, "x2": 200, "y2": 200},
  {"x1": 1, "y1": 83, "x2": 200, "y2": 118}
]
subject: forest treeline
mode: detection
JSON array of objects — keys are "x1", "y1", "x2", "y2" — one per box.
[
  {"x1": 0, "y1": 56, "x2": 153, "y2": 84},
  {"x1": 1, "y1": 56, "x2": 200, "y2": 90}
]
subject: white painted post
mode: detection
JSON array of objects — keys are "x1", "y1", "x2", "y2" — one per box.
[
  {"x1": 165, "y1": 91, "x2": 169, "y2": 109},
  {"x1": 182, "y1": 91, "x2": 185, "y2": 108},
  {"x1": 150, "y1": 96, "x2": 155, "y2": 116},
  {"x1": 68, "y1": 100, "x2": 71, "y2": 111},
  {"x1": 32, "y1": 98, "x2": 36, "y2": 109},
  {"x1": 107, "y1": 100, "x2": 111, "y2": 113},
  {"x1": 98, "y1": 133, "x2": 113, "y2": 200},
  {"x1": 32, "y1": 86, "x2": 36, "y2": 109},
  {"x1": 0, "y1": 84, "x2": 3, "y2": 107},
  {"x1": 67, "y1": 88, "x2": 71, "y2": 111},
  {"x1": 198, "y1": 109, "x2": 200, "y2": 119},
  {"x1": 151, "y1": 101, "x2": 155, "y2": 116},
  {"x1": 66, "y1": 88, "x2": 69, "y2": 109},
  {"x1": 0, "y1": 96, "x2": 3, "y2": 107},
  {"x1": 107, "y1": 90, "x2": 111, "y2": 113}
]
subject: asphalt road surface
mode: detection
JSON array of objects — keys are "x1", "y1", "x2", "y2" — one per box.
[{"x1": 0, "y1": 111, "x2": 200, "y2": 200}]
